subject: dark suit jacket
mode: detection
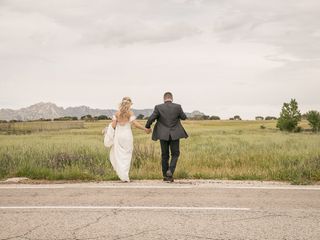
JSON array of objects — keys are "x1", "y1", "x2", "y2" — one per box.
[{"x1": 145, "y1": 101, "x2": 188, "y2": 141}]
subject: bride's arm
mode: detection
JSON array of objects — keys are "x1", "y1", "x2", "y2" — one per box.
[
  {"x1": 111, "y1": 113, "x2": 118, "y2": 129},
  {"x1": 132, "y1": 120, "x2": 150, "y2": 133}
]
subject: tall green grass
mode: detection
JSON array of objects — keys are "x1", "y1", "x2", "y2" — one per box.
[{"x1": 0, "y1": 120, "x2": 319, "y2": 184}]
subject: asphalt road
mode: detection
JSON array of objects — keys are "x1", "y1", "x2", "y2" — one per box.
[{"x1": 0, "y1": 180, "x2": 319, "y2": 240}]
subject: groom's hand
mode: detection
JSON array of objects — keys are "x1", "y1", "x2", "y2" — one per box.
[{"x1": 145, "y1": 128, "x2": 152, "y2": 134}]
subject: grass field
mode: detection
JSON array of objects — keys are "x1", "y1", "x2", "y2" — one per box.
[{"x1": 0, "y1": 120, "x2": 319, "y2": 184}]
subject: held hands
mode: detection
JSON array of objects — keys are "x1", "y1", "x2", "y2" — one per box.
[{"x1": 145, "y1": 128, "x2": 152, "y2": 134}]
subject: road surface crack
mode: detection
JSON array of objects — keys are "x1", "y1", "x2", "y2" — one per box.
[
  {"x1": 71, "y1": 213, "x2": 110, "y2": 239},
  {"x1": 175, "y1": 234, "x2": 222, "y2": 240},
  {"x1": 0, "y1": 223, "x2": 47, "y2": 240},
  {"x1": 221, "y1": 213, "x2": 287, "y2": 223},
  {"x1": 112, "y1": 228, "x2": 159, "y2": 240}
]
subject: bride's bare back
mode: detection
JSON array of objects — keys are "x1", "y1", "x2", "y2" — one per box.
[{"x1": 114, "y1": 111, "x2": 134, "y2": 126}]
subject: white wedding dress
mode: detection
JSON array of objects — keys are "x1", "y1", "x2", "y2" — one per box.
[{"x1": 108, "y1": 115, "x2": 136, "y2": 182}]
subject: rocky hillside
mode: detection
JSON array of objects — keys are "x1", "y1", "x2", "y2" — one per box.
[{"x1": 1, "y1": 102, "x2": 196, "y2": 121}]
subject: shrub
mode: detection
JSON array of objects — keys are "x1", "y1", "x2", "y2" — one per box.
[
  {"x1": 294, "y1": 126, "x2": 302, "y2": 133},
  {"x1": 306, "y1": 110, "x2": 320, "y2": 132},
  {"x1": 265, "y1": 116, "x2": 277, "y2": 120}
]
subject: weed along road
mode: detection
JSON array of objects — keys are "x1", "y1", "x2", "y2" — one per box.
[{"x1": 0, "y1": 180, "x2": 319, "y2": 240}]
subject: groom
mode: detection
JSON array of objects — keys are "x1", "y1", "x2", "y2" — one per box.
[{"x1": 145, "y1": 92, "x2": 188, "y2": 182}]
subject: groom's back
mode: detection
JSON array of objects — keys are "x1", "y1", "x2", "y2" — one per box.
[
  {"x1": 146, "y1": 99, "x2": 188, "y2": 141},
  {"x1": 156, "y1": 102, "x2": 184, "y2": 128}
]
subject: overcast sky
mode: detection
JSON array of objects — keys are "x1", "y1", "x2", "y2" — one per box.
[{"x1": 0, "y1": 0, "x2": 319, "y2": 119}]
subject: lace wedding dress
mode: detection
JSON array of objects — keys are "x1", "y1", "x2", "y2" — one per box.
[{"x1": 105, "y1": 115, "x2": 136, "y2": 182}]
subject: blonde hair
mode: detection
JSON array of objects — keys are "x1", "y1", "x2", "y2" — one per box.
[{"x1": 118, "y1": 97, "x2": 133, "y2": 120}]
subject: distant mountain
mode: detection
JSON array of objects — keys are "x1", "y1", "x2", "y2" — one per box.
[
  {"x1": 0, "y1": 102, "x2": 65, "y2": 121},
  {"x1": 64, "y1": 105, "x2": 117, "y2": 119},
  {"x1": 0, "y1": 102, "x2": 203, "y2": 121}
]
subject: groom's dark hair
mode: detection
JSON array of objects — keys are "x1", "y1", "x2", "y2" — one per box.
[{"x1": 163, "y1": 92, "x2": 173, "y2": 100}]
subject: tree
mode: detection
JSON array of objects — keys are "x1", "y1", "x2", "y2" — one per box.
[
  {"x1": 209, "y1": 115, "x2": 220, "y2": 120},
  {"x1": 136, "y1": 114, "x2": 145, "y2": 120},
  {"x1": 190, "y1": 115, "x2": 209, "y2": 120},
  {"x1": 9, "y1": 119, "x2": 22, "y2": 123},
  {"x1": 255, "y1": 116, "x2": 264, "y2": 120},
  {"x1": 97, "y1": 115, "x2": 109, "y2": 120},
  {"x1": 54, "y1": 116, "x2": 78, "y2": 121},
  {"x1": 276, "y1": 99, "x2": 301, "y2": 132},
  {"x1": 80, "y1": 115, "x2": 94, "y2": 121},
  {"x1": 37, "y1": 118, "x2": 51, "y2": 121},
  {"x1": 306, "y1": 110, "x2": 320, "y2": 132},
  {"x1": 202, "y1": 115, "x2": 210, "y2": 120},
  {"x1": 234, "y1": 115, "x2": 242, "y2": 120}
]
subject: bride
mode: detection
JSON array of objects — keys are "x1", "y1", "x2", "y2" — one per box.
[{"x1": 102, "y1": 97, "x2": 151, "y2": 182}]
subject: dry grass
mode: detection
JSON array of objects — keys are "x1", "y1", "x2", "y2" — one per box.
[
  {"x1": 0, "y1": 120, "x2": 319, "y2": 184},
  {"x1": 0, "y1": 121, "x2": 84, "y2": 134}
]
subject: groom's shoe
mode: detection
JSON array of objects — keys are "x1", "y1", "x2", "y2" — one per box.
[
  {"x1": 163, "y1": 177, "x2": 169, "y2": 182},
  {"x1": 165, "y1": 170, "x2": 174, "y2": 183},
  {"x1": 163, "y1": 176, "x2": 174, "y2": 182},
  {"x1": 163, "y1": 177, "x2": 174, "y2": 183},
  {"x1": 166, "y1": 169, "x2": 173, "y2": 178}
]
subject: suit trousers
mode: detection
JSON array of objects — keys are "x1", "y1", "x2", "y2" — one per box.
[{"x1": 160, "y1": 136, "x2": 180, "y2": 177}]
